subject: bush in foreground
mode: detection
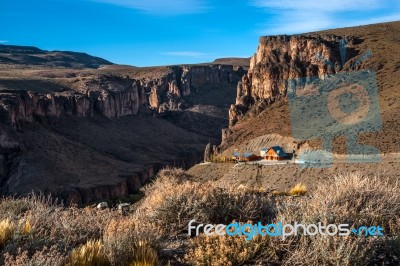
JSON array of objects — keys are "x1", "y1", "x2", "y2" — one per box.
[
  {"x1": 103, "y1": 218, "x2": 160, "y2": 266},
  {"x1": 184, "y1": 173, "x2": 400, "y2": 266},
  {"x1": 135, "y1": 168, "x2": 275, "y2": 236}
]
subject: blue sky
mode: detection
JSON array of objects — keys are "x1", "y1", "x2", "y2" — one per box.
[{"x1": 1, "y1": 0, "x2": 399, "y2": 66}]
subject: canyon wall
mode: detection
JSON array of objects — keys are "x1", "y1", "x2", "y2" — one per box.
[
  {"x1": 0, "y1": 65, "x2": 244, "y2": 128},
  {"x1": 139, "y1": 65, "x2": 244, "y2": 112},
  {"x1": 0, "y1": 76, "x2": 140, "y2": 127},
  {"x1": 229, "y1": 35, "x2": 357, "y2": 126},
  {"x1": 59, "y1": 152, "x2": 203, "y2": 205}
]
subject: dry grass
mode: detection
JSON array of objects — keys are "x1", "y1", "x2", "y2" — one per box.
[
  {"x1": 0, "y1": 219, "x2": 14, "y2": 248},
  {"x1": 20, "y1": 219, "x2": 32, "y2": 235},
  {"x1": 65, "y1": 239, "x2": 109, "y2": 266},
  {"x1": 0, "y1": 170, "x2": 399, "y2": 265},
  {"x1": 286, "y1": 174, "x2": 400, "y2": 228},
  {"x1": 288, "y1": 183, "x2": 307, "y2": 196}
]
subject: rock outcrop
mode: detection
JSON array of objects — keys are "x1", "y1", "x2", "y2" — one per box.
[
  {"x1": 139, "y1": 65, "x2": 245, "y2": 112},
  {"x1": 229, "y1": 34, "x2": 356, "y2": 126},
  {"x1": 0, "y1": 76, "x2": 140, "y2": 127}
]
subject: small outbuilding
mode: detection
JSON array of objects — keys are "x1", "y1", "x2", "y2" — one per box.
[
  {"x1": 232, "y1": 152, "x2": 260, "y2": 162},
  {"x1": 243, "y1": 152, "x2": 259, "y2": 162},
  {"x1": 264, "y1": 146, "x2": 288, "y2": 160}
]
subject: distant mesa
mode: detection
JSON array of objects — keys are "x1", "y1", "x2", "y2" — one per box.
[{"x1": 0, "y1": 44, "x2": 113, "y2": 69}]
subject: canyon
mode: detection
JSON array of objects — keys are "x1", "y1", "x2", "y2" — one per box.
[{"x1": 0, "y1": 45, "x2": 248, "y2": 204}]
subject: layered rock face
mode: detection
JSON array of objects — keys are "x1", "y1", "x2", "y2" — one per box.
[
  {"x1": 0, "y1": 65, "x2": 244, "y2": 128},
  {"x1": 230, "y1": 35, "x2": 354, "y2": 126},
  {"x1": 140, "y1": 65, "x2": 244, "y2": 112},
  {"x1": 0, "y1": 76, "x2": 140, "y2": 127}
]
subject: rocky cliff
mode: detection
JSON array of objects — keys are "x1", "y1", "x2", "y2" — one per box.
[
  {"x1": 0, "y1": 65, "x2": 245, "y2": 128},
  {"x1": 229, "y1": 34, "x2": 357, "y2": 126},
  {"x1": 138, "y1": 65, "x2": 245, "y2": 112},
  {"x1": 0, "y1": 77, "x2": 140, "y2": 127}
]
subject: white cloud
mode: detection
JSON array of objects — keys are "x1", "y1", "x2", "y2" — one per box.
[
  {"x1": 251, "y1": 0, "x2": 400, "y2": 35},
  {"x1": 91, "y1": 0, "x2": 208, "y2": 15},
  {"x1": 161, "y1": 51, "x2": 210, "y2": 58},
  {"x1": 0, "y1": 40, "x2": 9, "y2": 43}
]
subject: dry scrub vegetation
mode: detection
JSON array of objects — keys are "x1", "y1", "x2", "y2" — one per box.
[{"x1": 0, "y1": 168, "x2": 399, "y2": 265}]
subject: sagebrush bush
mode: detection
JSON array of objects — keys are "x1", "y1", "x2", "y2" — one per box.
[
  {"x1": 4, "y1": 246, "x2": 66, "y2": 266},
  {"x1": 0, "y1": 193, "x2": 53, "y2": 221},
  {"x1": 135, "y1": 168, "x2": 275, "y2": 235},
  {"x1": 280, "y1": 174, "x2": 400, "y2": 229},
  {"x1": 103, "y1": 218, "x2": 160, "y2": 266},
  {"x1": 185, "y1": 233, "x2": 279, "y2": 266},
  {"x1": 277, "y1": 174, "x2": 400, "y2": 265},
  {"x1": 183, "y1": 173, "x2": 400, "y2": 266},
  {"x1": 103, "y1": 218, "x2": 136, "y2": 265},
  {"x1": 128, "y1": 240, "x2": 160, "y2": 266},
  {"x1": 0, "y1": 194, "x2": 120, "y2": 265}
]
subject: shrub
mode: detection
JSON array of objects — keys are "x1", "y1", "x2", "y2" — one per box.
[
  {"x1": 185, "y1": 233, "x2": 279, "y2": 266},
  {"x1": 0, "y1": 219, "x2": 14, "y2": 248},
  {"x1": 0, "y1": 193, "x2": 54, "y2": 221},
  {"x1": 103, "y1": 218, "x2": 160, "y2": 266},
  {"x1": 128, "y1": 240, "x2": 159, "y2": 266},
  {"x1": 24, "y1": 205, "x2": 119, "y2": 251},
  {"x1": 291, "y1": 174, "x2": 400, "y2": 229},
  {"x1": 65, "y1": 239, "x2": 109, "y2": 266},
  {"x1": 185, "y1": 173, "x2": 400, "y2": 265},
  {"x1": 4, "y1": 246, "x2": 66, "y2": 266},
  {"x1": 0, "y1": 199, "x2": 31, "y2": 220},
  {"x1": 277, "y1": 173, "x2": 400, "y2": 265},
  {"x1": 103, "y1": 218, "x2": 136, "y2": 265},
  {"x1": 135, "y1": 169, "x2": 275, "y2": 235}
]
